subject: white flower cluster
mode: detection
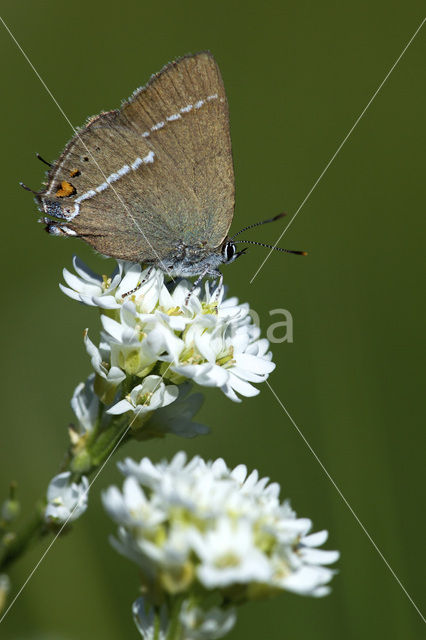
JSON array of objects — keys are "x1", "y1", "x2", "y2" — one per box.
[
  {"x1": 62, "y1": 257, "x2": 275, "y2": 405},
  {"x1": 103, "y1": 452, "x2": 339, "y2": 638}
]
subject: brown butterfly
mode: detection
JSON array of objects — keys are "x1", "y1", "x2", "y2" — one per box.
[{"x1": 25, "y1": 52, "x2": 305, "y2": 287}]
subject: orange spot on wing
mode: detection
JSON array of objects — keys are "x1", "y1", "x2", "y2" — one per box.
[
  {"x1": 56, "y1": 181, "x2": 76, "y2": 197},
  {"x1": 70, "y1": 169, "x2": 81, "y2": 177}
]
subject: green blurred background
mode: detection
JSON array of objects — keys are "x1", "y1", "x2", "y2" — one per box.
[{"x1": 0, "y1": 1, "x2": 425, "y2": 638}]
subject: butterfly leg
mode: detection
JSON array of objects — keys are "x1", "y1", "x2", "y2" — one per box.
[
  {"x1": 185, "y1": 268, "x2": 209, "y2": 305},
  {"x1": 122, "y1": 267, "x2": 154, "y2": 299}
]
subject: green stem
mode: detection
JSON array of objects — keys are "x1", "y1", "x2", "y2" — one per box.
[
  {"x1": 0, "y1": 503, "x2": 46, "y2": 571},
  {"x1": 88, "y1": 418, "x2": 130, "y2": 468},
  {"x1": 166, "y1": 596, "x2": 184, "y2": 640}
]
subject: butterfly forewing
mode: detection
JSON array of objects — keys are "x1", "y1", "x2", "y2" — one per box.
[{"x1": 38, "y1": 52, "x2": 235, "y2": 263}]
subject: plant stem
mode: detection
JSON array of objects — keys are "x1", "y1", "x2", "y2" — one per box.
[
  {"x1": 166, "y1": 596, "x2": 184, "y2": 640},
  {"x1": 88, "y1": 418, "x2": 130, "y2": 468},
  {"x1": 0, "y1": 504, "x2": 46, "y2": 571}
]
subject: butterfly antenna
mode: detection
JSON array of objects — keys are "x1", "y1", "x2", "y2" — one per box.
[
  {"x1": 231, "y1": 213, "x2": 286, "y2": 239},
  {"x1": 36, "y1": 153, "x2": 53, "y2": 167},
  {"x1": 234, "y1": 239, "x2": 307, "y2": 256},
  {"x1": 19, "y1": 182, "x2": 40, "y2": 195}
]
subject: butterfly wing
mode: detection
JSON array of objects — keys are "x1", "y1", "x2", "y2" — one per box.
[{"x1": 37, "y1": 52, "x2": 235, "y2": 263}]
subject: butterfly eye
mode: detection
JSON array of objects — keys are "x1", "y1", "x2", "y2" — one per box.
[{"x1": 223, "y1": 241, "x2": 236, "y2": 263}]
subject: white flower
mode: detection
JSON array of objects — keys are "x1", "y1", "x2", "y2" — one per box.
[
  {"x1": 70, "y1": 374, "x2": 98, "y2": 434},
  {"x1": 103, "y1": 476, "x2": 165, "y2": 531},
  {"x1": 60, "y1": 257, "x2": 144, "y2": 309},
  {"x1": 45, "y1": 472, "x2": 89, "y2": 523},
  {"x1": 103, "y1": 452, "x2": 339, "y2": 603},
  {"x1": 271, "y1": 528, "x2": 340, "y2": 597},
  {"x1": 107, "y1": 375, "x2": 178, "y2": 422},
  {"x1": 169, "y1": 317, "x2": 275, "y2": 402},
  {"x1": 192, "y1": 518, "x2": 272, "y2": 587},
  {"x1": 100, "y1": 303, "x2": 182, "y2": 377},
  {"x1": 63, "y1": 259, "x2": 275, "y2": 402},
  {"x1": 84, "y1": 334, "x2": 126, "y2": 388},
  {"x1": 180, "y1": 602, "x2": 237, "y2": 640},
  {"x1": 132, "y1": 598, "x2": 168, "y2": 640}
]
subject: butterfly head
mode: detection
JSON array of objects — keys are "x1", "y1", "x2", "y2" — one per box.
[{"x1": 221, "y1": 239, "x2": 247, "y2": 265}]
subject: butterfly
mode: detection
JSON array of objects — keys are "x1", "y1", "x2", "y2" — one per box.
[{"x1": 24, "y1": 52, "x2": 305, "y2": 288}]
